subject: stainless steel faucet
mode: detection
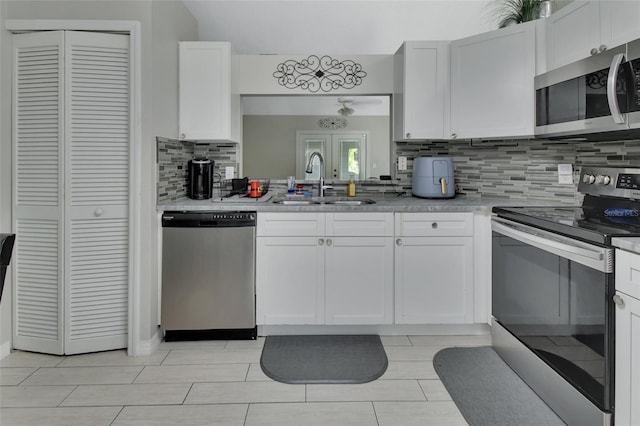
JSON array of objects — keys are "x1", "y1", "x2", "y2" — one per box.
[{"x1": 305, "y1": 151, "x2": 332, "y2": 197}]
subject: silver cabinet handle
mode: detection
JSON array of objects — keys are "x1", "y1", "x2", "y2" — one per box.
[
  {"x1": 599, "y1": 44, "x2": 607, "y2": 53},
  {"x1": 318, "y1": 238, "x2": 324, "y2": 246},
  {"x1": 432, "y1": 222, "x2": 438, "y2": 229},
  {"x1": 179, "y1": 133, "x2": 186, "y2": 140},
  {"x1": 451, "y1": 133, "x2": 457, "y2": 139},
  {"x1": 613, "y1": 294, "x2": 625, "y2": 308},
  {"x1": 396, "y1": 238, "x2": 402, "y2": 246},
  {"x1": 406, "y1": 133, "x2": 411, "y2": 139},
  {"x1": 94, "y1": 208, "x2": 104, "y2": 217},
  {"x1": 607, "y1": 53, "x2": 626, "y2": 124},
  {"x1": 326, "y1": 238, "x2": 332, "y2": 246},
  {"x1": 591, "y1": 47, "x2": 599, "y2": 55}
]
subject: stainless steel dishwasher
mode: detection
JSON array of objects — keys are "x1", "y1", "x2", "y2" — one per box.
[{"x1": 161, "y1": 211, "x2": 256, "y2": 340}]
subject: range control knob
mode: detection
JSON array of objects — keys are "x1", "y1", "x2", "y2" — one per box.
[
  {"x1": 595, "y1": 175, "x2": 612, "y2": 185},
  {"x1": 583, "y1": 174, "x2": 596, "y2": 184}
]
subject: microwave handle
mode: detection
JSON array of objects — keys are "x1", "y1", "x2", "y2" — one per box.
[{"x1": 607, "y1": 53, "x2": 626, "y2": 124}]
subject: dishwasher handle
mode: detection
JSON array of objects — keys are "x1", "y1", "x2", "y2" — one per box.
[{"x1": 162, "y1": 211, "x2": 256, "y2": 227}]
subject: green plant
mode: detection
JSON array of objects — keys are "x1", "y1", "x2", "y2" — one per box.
[{"x1": 493, "y1": 0, "x2": 543, "y2": 28}]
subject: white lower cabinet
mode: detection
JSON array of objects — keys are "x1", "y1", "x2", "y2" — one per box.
[
  {"x1": 256, "y1": 236, "x2": 324, "y2": 324},
  {"x1": 256, "y1": 212, "x2": 393, "y2": 325},
  {"x1": 394, "y1": 213, "x2": 474, "y2": 324},
  {"x1": 324, "y1": 212, "x2": 394, "y2": 324},
  {"x1": 614, "y1": 249, "x2": 640, "y2": 426}
]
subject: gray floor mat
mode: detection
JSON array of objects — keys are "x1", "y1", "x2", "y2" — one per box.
[
  {"x1": 433, "y1": 346, "x2": 566, "y2": 426},
  {"x1": 260, "y1": 335, "x2": 388, "y2": 384}
]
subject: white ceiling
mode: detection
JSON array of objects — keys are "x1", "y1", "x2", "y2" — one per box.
[{"x1": 182, "y1": 0, "x2": 496, "y2": 54}]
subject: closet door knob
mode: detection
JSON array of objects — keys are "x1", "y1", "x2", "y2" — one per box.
[
  {"x1": 94, "y1": 208, "x2": 104, "y2": 217},
  {"x1": 613, "y1": 294, "x2": 625, "y2": 307}
]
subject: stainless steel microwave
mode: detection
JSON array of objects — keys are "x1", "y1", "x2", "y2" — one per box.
[{"x1": 535, "y1": 39, "x2": 640, "y2": 140}]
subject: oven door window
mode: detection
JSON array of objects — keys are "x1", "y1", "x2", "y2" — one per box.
[{"x1": 492, "y1": 231, "x2": 612, "y2": 410}]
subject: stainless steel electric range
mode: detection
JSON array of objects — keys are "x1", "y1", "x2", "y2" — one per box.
[{"x1": 491, "y1": 166, "x2": 640, "y2": 426}]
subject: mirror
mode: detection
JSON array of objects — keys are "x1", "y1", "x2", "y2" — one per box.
[{"x1": 242, "y1": 95, "x2": 391, "y2": 180}]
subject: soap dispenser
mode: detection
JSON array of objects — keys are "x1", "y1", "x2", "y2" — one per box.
[{"x1": 347, "y1": 176, "x2": 356, "y2": 197}]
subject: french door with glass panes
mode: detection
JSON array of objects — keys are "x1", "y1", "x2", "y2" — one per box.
[{"x1": 296, "y1": 131, "x2": 368, "y2": 180}]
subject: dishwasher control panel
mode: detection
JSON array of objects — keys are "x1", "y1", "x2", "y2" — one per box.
[{"x1": 162, "y1": 211, "x2": 256, "y2": 227}]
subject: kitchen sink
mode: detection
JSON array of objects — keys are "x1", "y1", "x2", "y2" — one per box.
[
  {"x1": 272, "y1": 196, "x2": 376, "y2": 205},
  {"x1": 272, "y1": 199, "x2": 321, "y2": 205}
]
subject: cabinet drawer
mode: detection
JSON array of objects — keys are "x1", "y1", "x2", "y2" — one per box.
[
  {"x1": 395, "y1": 212, "x2": 473, "y2": 237},
  {"x1": 616, "y1": 249, "x2": 640, "y2": 299},
  {"x1": 257, "y1": 212, "x2": 324, "y2": 237},
  {"x1": 326, "y1": 212, "x2": 394, "y2": 237}
]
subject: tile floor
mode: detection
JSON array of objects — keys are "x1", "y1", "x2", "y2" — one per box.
[{"x1": 0, "y1": 334, "x2": 491, "y2": 425}]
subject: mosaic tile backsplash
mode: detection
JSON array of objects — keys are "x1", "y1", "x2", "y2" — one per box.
[
  {"x1": 157, "y1": 137, "x2": 238, "y2": 202},
  {"x1": 158, "y1": 136, "x2": 638, "y2": 203},
  {"x1": 396, "y1": 139, "x2": 640, "y2": 204}
]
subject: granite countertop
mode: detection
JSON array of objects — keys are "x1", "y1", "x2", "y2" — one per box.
[
  {"x1": 157, "y1": 193, "x2": 558, "y2": 213},
  {"x1": 612, "y1": 237, "x2": 640, "y2": 255}
]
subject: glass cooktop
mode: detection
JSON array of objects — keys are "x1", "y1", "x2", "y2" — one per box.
[{"x1": 493, "y1": 196, "x2": 640, "y2": 246}]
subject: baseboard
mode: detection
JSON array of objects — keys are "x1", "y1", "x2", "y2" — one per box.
[
  {"x1": 0, "y1": 340, "x2": 11, "y2": 360},
  {"x1": 132, "y1": 328, "x2": 162, "y2": 356},
  {"x1": 258, "y1": 323, "x2": 490, "y2": 336}
]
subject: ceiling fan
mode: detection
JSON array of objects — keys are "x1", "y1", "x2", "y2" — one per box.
[{"x1": 337, "y1": 98, "x2": 355, "y2": 116}]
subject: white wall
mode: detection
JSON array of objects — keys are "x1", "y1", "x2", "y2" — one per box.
[
  {"x1": 0, "y1": 0, "x2": 12, "y2": 358},
  {"x1": 0, "y1": 0, "x2": 198, "y2": 356},
  {"x1": 243, "y1": 115, "x2": 390, "y2": 178}
]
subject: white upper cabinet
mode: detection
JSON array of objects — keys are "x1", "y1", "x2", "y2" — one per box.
[
  {"x1": 178, "y1": 42, "x2": 241, "y2": 142},
  {"x1": 393, "y1": 41, "x2": 450, "y2": 141},
  {"x1": 545, "y1": 0, "x2": 640, "y2": 71},
  {"x1": 450, "y1": 20, "x2": 537, "y2": 140}
]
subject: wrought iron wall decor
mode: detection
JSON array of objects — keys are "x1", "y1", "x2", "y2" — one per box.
[
  {"x1": 273, "y1": 55, "x2": 367, "y2": 93},
  {"x1": 318, "y1": 117, "x2": 348, "y2": 130}
]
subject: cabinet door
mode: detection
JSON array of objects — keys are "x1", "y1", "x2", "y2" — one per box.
[
  {"x1": 614, "y1": 291, "x2": 640, "y2": 426},
  {"x1": 394, "y1": 236, "x2": 473, "y2": 324},
  {"x1": 256, "y1": 236, "x2": 324, "y2": 325},
  {"x1": 600, "y1": 0, "x2": 640, "y2": 55},
  {"x1": 178, "y1": 42, "x2": 239, "y2": 142},
  {"x1": 393, "y1": 41, "x2": 449, "y2": 141},
  {"x1": 324, "y1": 236, "x2": 393, "y2": 324},
  {"x1": 450, "y1": 21, "x2": 536, "y2": 139},
  {"x1": 545, "y1": 1, "x2": 601, "y2": 70}
]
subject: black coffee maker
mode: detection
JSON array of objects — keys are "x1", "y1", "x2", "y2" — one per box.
[{"x1": 188, "y1": 158, "x2": 214, "y2": 200}]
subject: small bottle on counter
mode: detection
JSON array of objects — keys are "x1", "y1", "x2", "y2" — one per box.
[{"x1": 347, "y1": 177, "x2": 356, "y2": 197}]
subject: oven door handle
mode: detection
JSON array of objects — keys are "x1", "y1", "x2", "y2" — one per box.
[{"x1": 492, "y1": 219, "x2": 613, "y2": 273}]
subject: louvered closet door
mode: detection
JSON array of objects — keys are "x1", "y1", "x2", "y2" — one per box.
[
  {"x1": 12, "y1": 31, "x2": 130, "y2": 355},
  {"x1": 63, "y1": 31, "x2": 129, "y2": 355},
  {"x1": 13, "y1": 31, "x2": 65, "y2": 355}
]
